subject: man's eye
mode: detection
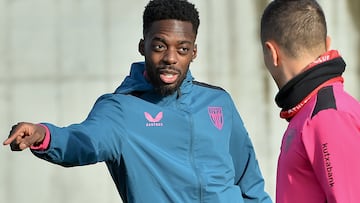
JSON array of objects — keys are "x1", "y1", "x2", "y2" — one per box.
[
  {"x1": 179, "y1": 47, "x2": 190, "y2": 54},
  {"x1": 153, "y1": 45, "x2": 165, "y2": 51}
]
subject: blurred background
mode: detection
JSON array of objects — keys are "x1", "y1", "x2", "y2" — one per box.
[{"x1": 0, "y1": 0, "x2": 359, "y2": 202}]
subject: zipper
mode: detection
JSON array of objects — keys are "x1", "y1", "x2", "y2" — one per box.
[{"x1": 186, "y1": 110, "x2": 203, "y2": 202}]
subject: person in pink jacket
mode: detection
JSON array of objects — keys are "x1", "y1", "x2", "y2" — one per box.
[{"x1": 260, "y1": 0, "x2": 360, "y2": 202}]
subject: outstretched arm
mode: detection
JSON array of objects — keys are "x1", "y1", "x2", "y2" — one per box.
[
  {"x1": 3, "y1": 94, "x2": 126, "y2": 167},
  {"x1": 3, "y1": 122, "x2": 47, "y2": 151}
]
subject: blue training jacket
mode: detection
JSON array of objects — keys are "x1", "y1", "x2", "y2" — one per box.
[{"x1": 32, "y1": 62, "x2": 272, "y2": 203}]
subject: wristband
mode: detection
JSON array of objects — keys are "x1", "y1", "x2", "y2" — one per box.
[{"x1": 30, "y1": 123, "x2": 51, "y2": 151}]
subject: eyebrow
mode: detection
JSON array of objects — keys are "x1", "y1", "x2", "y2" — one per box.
[{"x1": 152, "y1": 37, "x2": 193, "y2": 45}]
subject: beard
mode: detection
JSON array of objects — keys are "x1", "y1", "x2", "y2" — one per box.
[{"x1": 145, "y1": 63, "x2": 185, "y2": 97}]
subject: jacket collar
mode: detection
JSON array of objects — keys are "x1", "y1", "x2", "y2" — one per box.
[{"x1": 275, "y1": 55, "x2": 345, "y2": 119}]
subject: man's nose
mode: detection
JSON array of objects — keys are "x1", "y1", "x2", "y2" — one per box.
[{"x1": 163, "y1": 49, "x2": 178, "y2": 64}]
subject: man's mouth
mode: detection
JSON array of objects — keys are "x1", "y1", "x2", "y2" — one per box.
[
  {"x1": 158, "y1": 68, "x2": 180, "y2": 84},
  {"x1": 159, "y1": 72, "x2": 179, "y2": 84}
]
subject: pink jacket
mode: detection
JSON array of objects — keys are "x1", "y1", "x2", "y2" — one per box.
[{"x1": 277, "y1": 81, "x2": 360, "y2": 202}]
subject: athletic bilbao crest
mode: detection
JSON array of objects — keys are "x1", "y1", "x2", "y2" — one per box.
[{"x1": 208, "y1": 107, "x2": 223, "y2": 130}]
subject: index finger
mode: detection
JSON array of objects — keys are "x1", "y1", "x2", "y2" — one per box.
[
  {"x1": 3, "y1": 136, "x2": 16, "y2": 146},
  {"x1": 3, "y1": 125, "x2": 24, "y2": 145}
]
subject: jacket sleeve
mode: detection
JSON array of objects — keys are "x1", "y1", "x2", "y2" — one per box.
[
  {"x1": 31, "y1": 94, "x2": 126, "y2": 167},
  {"x1": 229, "y1": 102, "x2": 272, "y2": 203},
  {"x1": 302, "y1": 109, "x2": 360, "y2": 202}
]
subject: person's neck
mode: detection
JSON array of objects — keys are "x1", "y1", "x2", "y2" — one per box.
[{"x1": 279, "y1": 53, "x2": 323, "y2": 89}]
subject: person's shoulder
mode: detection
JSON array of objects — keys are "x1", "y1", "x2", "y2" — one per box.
[
  {"x1": 312, "y1": 84, "x2": 360, "y2": 118},
  {"x1": 94, "y1": 92, "x2": 130, "y2": 105},
  {"x1": 191, "y1": 81, "x2": 233, "y2": 102},
  {"x1": 192, "y1": 81, "x2": 225, "y2": 92}
]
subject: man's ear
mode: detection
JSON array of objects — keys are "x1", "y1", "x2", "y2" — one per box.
[
  {"x1": 265, "y1": 41, "x2": 279, "y2": 67},
  {"x1": 325, "y1": 36, "x2": 331, "y2": 51},
  {"x1": 138, "y1": 39, "x2": 145, "y2": 56},
  {"x1": 192, "y1": 44, "x2": 198, "y2": 61}
]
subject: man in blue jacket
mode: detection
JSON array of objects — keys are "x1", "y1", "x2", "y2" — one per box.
[{"x1": 4, "y1": 0, "x2": 271, "y2": 202}]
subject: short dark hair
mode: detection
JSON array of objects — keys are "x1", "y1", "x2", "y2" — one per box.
[
  {"x1": 142, "y1": 0, "x2": 200, "y2": 36},
  {"x1": 260, "y1": 0, "x2": 327, "y2": 58}
]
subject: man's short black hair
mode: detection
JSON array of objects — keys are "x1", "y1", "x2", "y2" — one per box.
[
  {"x1": 260, "y1": 0, "x2": 327, "y2": 58},
  {"x1": 143, "y1": 0, "x2": 200, "y2": 36}
]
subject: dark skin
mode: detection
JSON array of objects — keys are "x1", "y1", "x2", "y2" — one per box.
[
  {"x1": 139, "y1": 19, "x2": 197, "y2": 96},
  {"x1": 4, "y1": 122, "x2": 46, "y2": 151},
  {"x1": 3, "y1": 19, "x2": 198, "y2": 151}
]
